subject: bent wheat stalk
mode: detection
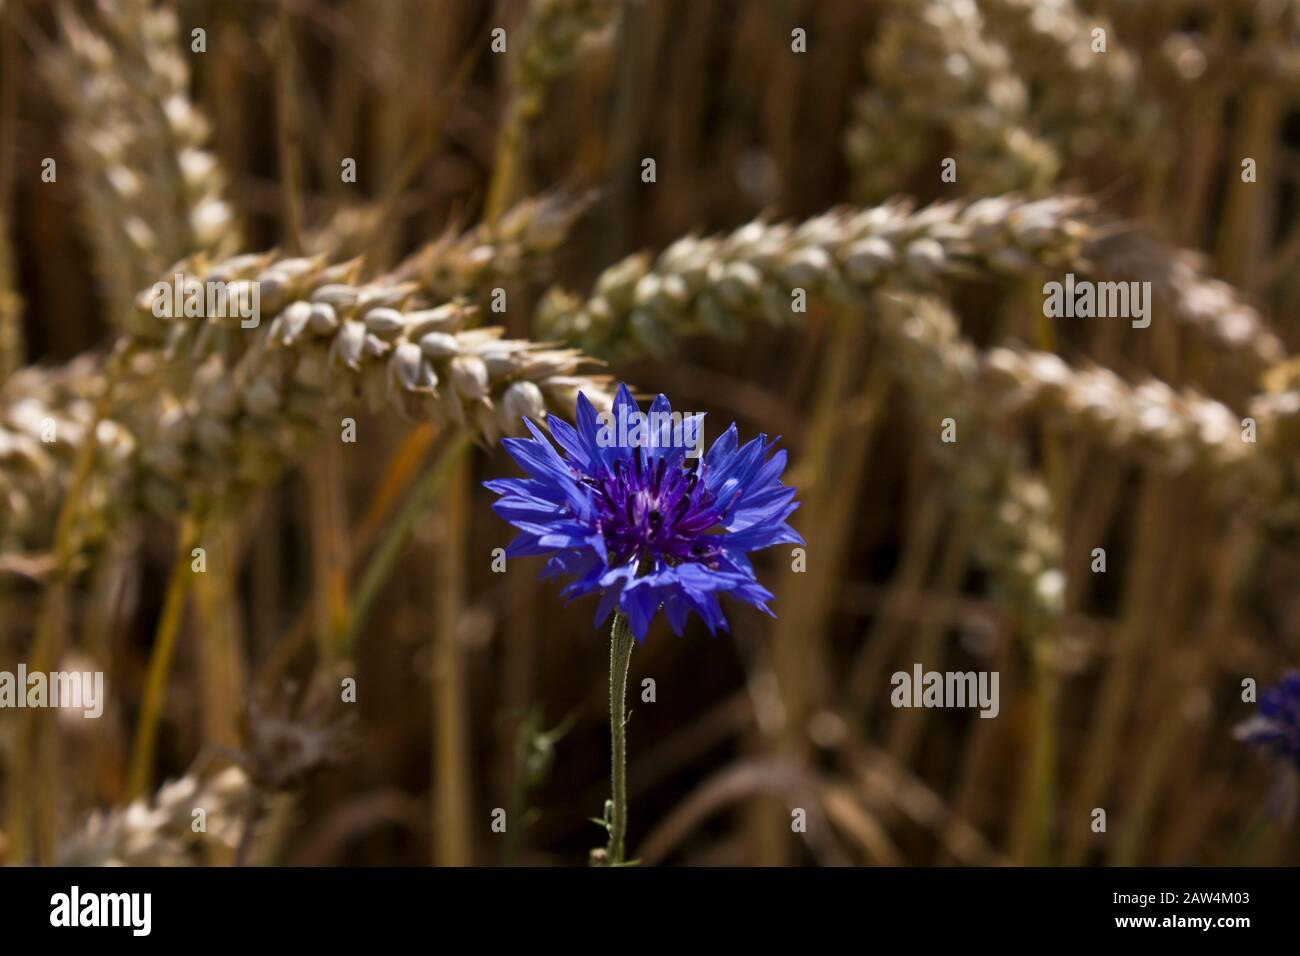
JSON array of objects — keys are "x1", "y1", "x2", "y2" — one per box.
[
  {"x1": 0, "y1": 195, "x2": 602, "y2": 557},
  {"x1": 982, "y1": 346, "x2": 1285, "y2": 511},
  {"x1": 537, "y1": 194, "x2": 1281, "y2": 375}
]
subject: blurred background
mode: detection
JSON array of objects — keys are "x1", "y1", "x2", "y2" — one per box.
[{"x1": 0, "y1": 0, "x2": 1298, "y2": 866}]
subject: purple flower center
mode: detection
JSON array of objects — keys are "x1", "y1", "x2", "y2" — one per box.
[{"x1": 581, "y1": 455, "x2": 725, "y2": 569}]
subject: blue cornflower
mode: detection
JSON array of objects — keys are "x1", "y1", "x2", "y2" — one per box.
[
  {"x1": 485, "y1": 384, "x2": 802, "y2": 641},
  {"x1": 1236, "y1": 671, "x2": 1300, "y2": 769}
]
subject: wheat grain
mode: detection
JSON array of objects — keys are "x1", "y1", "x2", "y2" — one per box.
[
  {"x1": 846, "y1": 0, "x2": 1165, "y2": 199},
  {"x1": 1247, "y1": 362, "x2": 1300, "y2": 517}
]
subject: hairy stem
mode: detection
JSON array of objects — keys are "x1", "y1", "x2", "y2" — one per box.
[{"x1": 607, "y1": 610, "x2": 635, "y2": 864}]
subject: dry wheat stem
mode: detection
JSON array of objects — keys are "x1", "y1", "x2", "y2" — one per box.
[
  {"x1": 0, "y1": 2, "x2": 21, "y2": 383},
  {"x1": 486, "y1": 0, "x2": 617, "y2": 217}
]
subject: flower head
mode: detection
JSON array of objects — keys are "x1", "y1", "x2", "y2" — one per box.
[
  {"x1": 1236, "y1": 671, "x2": 1300, "y2": 769},
  {"x1": 485, "y1": 384, "x2": 802, "y2": 640}
]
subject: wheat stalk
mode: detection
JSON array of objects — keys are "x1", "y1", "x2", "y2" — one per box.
[
  {"x1": 538, "y1": 195, "x2": 1091, "y2": 359},
  {"x1": 486, "y1": 0, "x2": 618, "y2": 215},
  {"x1": 128, "y1": 256, "x2": 613, "y2": 519},
  {"x1": 42, "y1": 0, "x2": 237, "y2": 324},
  {"x1": 0, "y1": 4, "x2": 19, "y2": 384},
  {"x1": 0, "y1": 276, "x2": 610, "y2": 559},
  {"x1": 0, "y1": 188, "x2": 599, "y2": 557},
  {"x1": 536, "y1": 194, "x2": 1281, "y2": 374},
  {"x1": 0, "y1": 284, "x2": 18, "y2": 385},
  {"x1": 976, "y1": 0, "x2": 1165, "y2": 171},
  {"x1": 877, "y1": 292, "x2": 1064, "y2": 631},
  {"x1": 509, "y1": 0, "x2": 619, "y2": 123},
  {"x1": 390, "y1": 192, "x2": 595, "y2": 299},
  {"x1": 844, "y1": 0, "x2": 1059, "y2": 202},
  {"x1": 0, "y1": 356, "x2": 131, "y2": 557},
  {"x1": 981, "y1": 345, "x2": 1283, "y2": 510},
  {"x1": 55, "y1": 766, "x2": 253, "y2": 866}
]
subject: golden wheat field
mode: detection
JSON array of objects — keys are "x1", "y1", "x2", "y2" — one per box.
[{"x1": 0, "y1": 0, "x2": 1298, "y2": 877}]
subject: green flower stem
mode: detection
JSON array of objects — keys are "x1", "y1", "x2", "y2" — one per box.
[{"x1": 607, "y1": 611, "x2": 635, "y2": 864}]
